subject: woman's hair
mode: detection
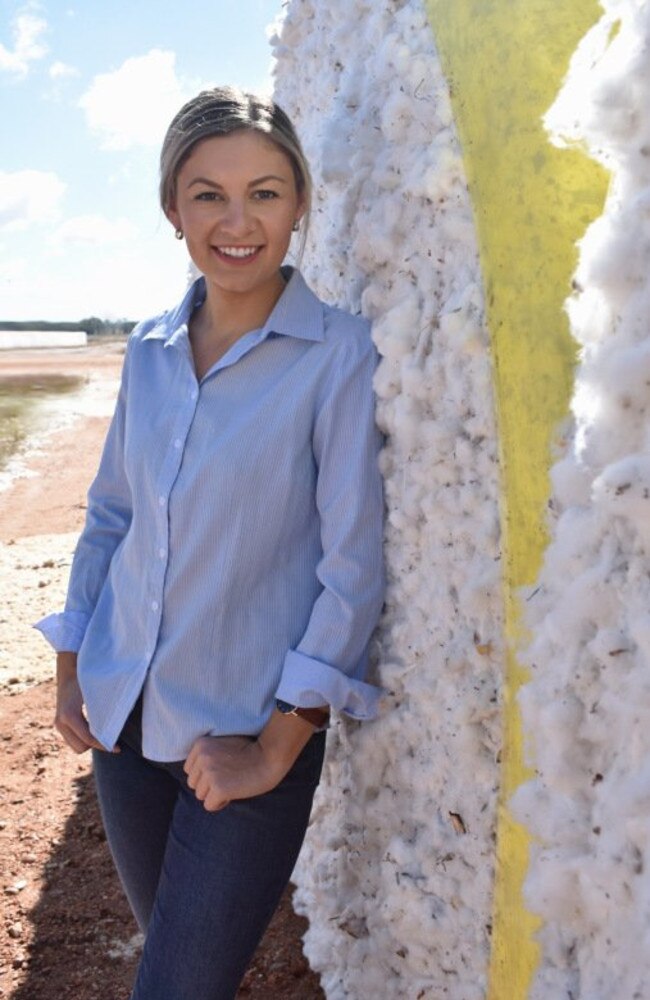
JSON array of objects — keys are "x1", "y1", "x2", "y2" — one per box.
[{"x1": 160, "y1": 86, "x2": 312, "y2": 253}]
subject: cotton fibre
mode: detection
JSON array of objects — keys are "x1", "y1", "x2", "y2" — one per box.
[
  {"x1": 517, "y1": 2, "x2": 650, "y2": 997},
  {"x1": 271, "y1": 1, "x2": 502, "y2": 997}
]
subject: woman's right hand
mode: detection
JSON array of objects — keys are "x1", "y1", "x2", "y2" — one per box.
[{"x1": 55, "y1": 651, "x2": 112, "y2": 754}]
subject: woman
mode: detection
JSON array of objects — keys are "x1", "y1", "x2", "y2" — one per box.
[{"x1": 36, "y1": 86, "x2": 384, "y2": 1000}]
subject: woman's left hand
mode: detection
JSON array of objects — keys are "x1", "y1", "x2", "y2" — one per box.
[{"x1": 184, "y1": 732, "x2": 295, "y2": 812}]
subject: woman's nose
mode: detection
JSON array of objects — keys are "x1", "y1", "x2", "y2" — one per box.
[{"x1": 220, "y1": 200, "x2": 254, "y2": 234}]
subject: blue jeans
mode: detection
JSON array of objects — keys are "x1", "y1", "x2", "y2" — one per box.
[{"x1": 92, "y1": 697, "x2": 326, "y2": 1000}]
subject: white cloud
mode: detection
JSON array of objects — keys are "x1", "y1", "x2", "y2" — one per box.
[
  {"x1": 0, "y1": 255, "x2": 28, "y2": 285},
  {"x1": 51, "y1": 213, "x2": 138, "y2": 247},
  {"x1": 0, "y1": 7, "x2": 48, "y2": 78},
  {"x1": 0, "y1": 233, "x2": 189, "y2": 321},
  {"x1": 0, "y1": 169, "x2": 65, "y2": 232},
  {"x1": 79, "y1": 49, "x2": 205, "y2": 151},
  {"x1": 49, "y1": 59, "x2": 78, "y2": 80}
]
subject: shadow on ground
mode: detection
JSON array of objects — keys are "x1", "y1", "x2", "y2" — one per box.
[
  {"x1": 11, "y1": 769, "x2": 142, "y2": 1000},
  {"x1": 1, "y1": 683, "x2": 324, "y2": 1000}
]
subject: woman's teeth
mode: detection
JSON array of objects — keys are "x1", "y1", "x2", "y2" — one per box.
[{"x1": 218, "y1": 246, "x2": 259, "y2": 258}]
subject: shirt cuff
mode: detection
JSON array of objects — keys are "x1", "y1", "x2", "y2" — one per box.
[
  {"x1": 32, "y1": 611, "x2": 90, "y2": 653},
  {"x1": 276, "y1": 649, "x2": 383, "y2": 720}
]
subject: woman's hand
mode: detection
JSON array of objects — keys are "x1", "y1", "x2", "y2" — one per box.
[
  {"x1": 184, "y1": 736, "x2": 278, "y2": 811},
  {"x1": 54, "y1": 651, "x2": 111, "y2": 754},
  {"x1": 184, "y1": 710, "x2": 316, "y2": 812}
]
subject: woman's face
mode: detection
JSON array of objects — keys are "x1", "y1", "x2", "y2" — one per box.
[{"x1": 167, "y1": 130, "x2": 305, "y2": 302}]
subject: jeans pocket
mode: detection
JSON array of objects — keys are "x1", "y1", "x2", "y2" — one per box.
[
  {"x1": 283, "y1": 730, "x2": 326, "y2": 789},
  {"x1": 160, "y1": 759, "x2": 190, "y2": 788}
]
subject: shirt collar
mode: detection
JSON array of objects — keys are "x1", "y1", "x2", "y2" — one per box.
[{"x1": 142, "y1": 266, "x2": 325, "y2": 346}]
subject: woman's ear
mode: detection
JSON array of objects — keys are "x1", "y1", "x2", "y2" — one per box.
[
  {"x1": 165, "y1": 205, "x2": 180, "y2": 232},
  {"x1": 294, "y1": 195, "x2": 307, "y2": 228}
]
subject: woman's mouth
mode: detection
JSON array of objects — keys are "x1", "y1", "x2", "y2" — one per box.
[{"x1": 213, "y1": 245, "x2": 262, "y2": 264}]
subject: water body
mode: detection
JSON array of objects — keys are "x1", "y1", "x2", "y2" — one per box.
[{"x1": 0, "y1": 374, "x2": 83, "y2": 471}]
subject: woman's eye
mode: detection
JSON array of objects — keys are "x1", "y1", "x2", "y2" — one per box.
[
  {"x1": 253, "y1": 189, "x2": 279, "y2": 200},
  {"x1": 195, "y1": 191, "x2": 221, "y2": 202}
]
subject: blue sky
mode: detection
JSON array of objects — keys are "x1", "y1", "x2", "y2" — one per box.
[{"x1": 1, "y1": 0, "x2": 282, "y2": 321}]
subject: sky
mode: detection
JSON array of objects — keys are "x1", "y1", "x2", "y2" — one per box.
[{"x1": 0, "y1": 0, "x2": 283, "y2": 322}]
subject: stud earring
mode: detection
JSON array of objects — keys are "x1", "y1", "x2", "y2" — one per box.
[
  {"x1": 175, "y1": 229, "x2": 184, "y2": 240},
  {"x1": 292, "y1": 221, "x2": 300, "y2": 232}
]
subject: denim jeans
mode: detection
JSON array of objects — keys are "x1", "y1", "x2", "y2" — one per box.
[{"x1": 92, "y1": 697, "x2": 326, "y2": 1000}]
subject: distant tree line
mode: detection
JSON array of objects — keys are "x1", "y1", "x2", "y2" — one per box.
[{"x1": 0, "y1": 317, "x2": 136, "y2": 337}]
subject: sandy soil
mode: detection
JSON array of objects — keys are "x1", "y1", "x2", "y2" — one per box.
[
  {"x1": 0, "y1": 343, "x2": 127, "y2": 377},
  {"x1": 0, "y1": 345, "x2": 323, "y2": 999}
]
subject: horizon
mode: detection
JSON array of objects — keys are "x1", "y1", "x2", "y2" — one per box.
[{"x1": 0, "y1": 317, "x2": 136, "y2": 327}]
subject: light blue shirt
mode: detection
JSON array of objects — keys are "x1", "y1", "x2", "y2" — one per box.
[{"x1": 36, "y1": 267, "x2": 385, "y2": 760}]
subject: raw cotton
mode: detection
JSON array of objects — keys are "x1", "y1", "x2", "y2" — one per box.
[
  {"x1": 272, "y1": 2, "x2": 503, "y2": 996},
  {"x1": 513, "y1": 2, "x2": 650, "y2": 997}
]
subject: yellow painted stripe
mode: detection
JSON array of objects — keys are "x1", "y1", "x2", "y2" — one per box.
[{"x1": 422, "y1": 3, "x2": 608, "y2": 997}]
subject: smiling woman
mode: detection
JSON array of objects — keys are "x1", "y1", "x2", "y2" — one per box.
[
  {"x1": 166, "y1": 132, "x2": 305, "y2": 373},
  {"x1": 159, "y1": 89, "x2": 312, "y2": 377},
  {"x1": 34, "y1": 86, "x2": 385, "y2": 1000}
]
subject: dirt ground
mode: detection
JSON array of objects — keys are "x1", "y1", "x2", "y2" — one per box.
[{"x1": 0, "y1": 344, "x2": 324, "y2": 1000}]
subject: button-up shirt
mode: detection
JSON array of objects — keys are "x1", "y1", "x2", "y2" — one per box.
[{"x1": 36, "y1": 267, "x2": 385, "y2": 760}]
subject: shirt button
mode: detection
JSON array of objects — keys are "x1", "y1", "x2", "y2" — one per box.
[
  {"x1": 151, "y1": 600, "x2": 159, "y2": 612},
  {"x1": 174, "y1": 439, "x2": 182, "y2": 449},
  {"x1": 158, "y1": 495, "x2": 165, "y2": 506},
  {"x1": 158, "y1": 548, "x2": 166, "y2": 559}
]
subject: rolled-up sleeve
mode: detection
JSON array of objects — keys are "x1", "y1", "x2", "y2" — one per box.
[
  {"x1": 33, "y1": 341, "x2": 134, "y2": 652},
  {"x1": 275, "y1": 330, "x2": 385, "y2": 719}
]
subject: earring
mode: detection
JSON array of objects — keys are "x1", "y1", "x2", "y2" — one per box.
[
  {"x1": 292, "y1": 221, "x2": 300, "y2": 232},
  {"x1": 175, "y1": 229, "x2": 184, "y2": 240}
]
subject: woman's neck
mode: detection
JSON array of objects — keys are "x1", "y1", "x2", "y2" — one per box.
[
  {"x1": 188, "y1": 269, "x2": 288, "y2": 380},
  {"x1": 198, "y1": 270, "x2": 287, "y2": 343}
]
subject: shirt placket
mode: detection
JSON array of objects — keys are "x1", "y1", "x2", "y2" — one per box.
[
  {"x1": 143, "y1": 327, "x2": 267, "y2": 674},
  {"x1": 146, "y1": 347, "x2": 201, "y2": 665}
]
